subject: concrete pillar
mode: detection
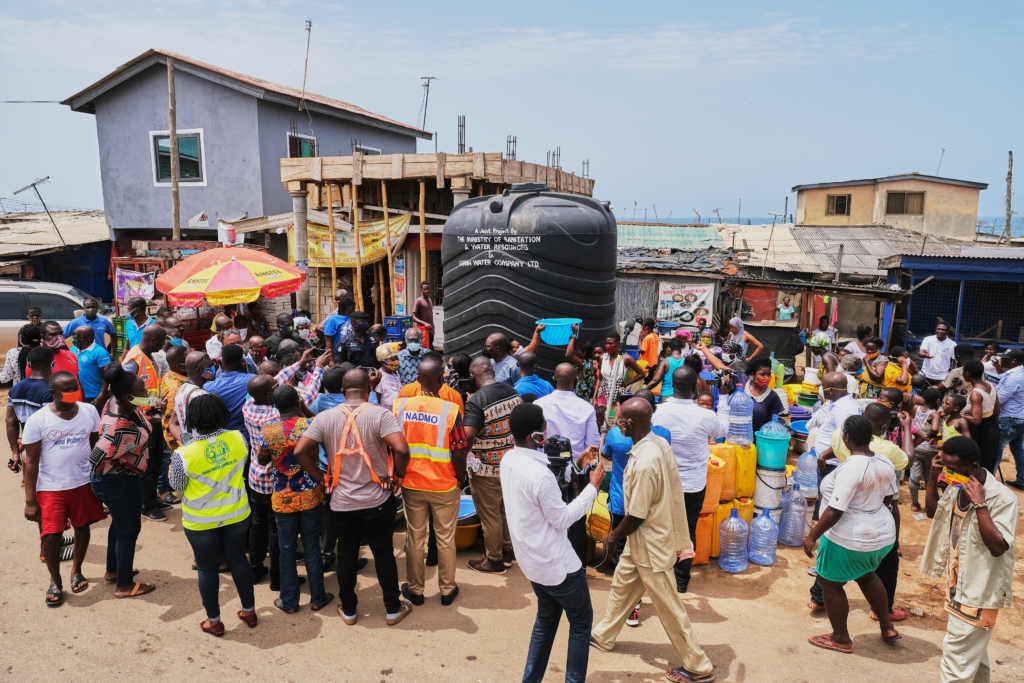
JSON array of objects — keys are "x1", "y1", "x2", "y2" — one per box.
[
  {"x1": 452, "y1": 189, "x2": 471, "y2": 206},
  {"x1": 290, "y1": 186, "x2": 310, "y2": 311}
]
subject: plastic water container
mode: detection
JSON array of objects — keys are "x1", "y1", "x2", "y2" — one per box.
[
  {"x1": 795, "y1": 449, "x2": 819, "y2": 498},
  {"x1": 779, "y1": 484, "x2": 808, "y2": 546},
  {"x1": 717, "y1": 509, "x2": 749, "y2": 573},
  {"x1": 733, "y1": 442, "x2": 757, "y2": 499},
  {"x1": 761, "y1": 414, "x2": 789, "y2": 437},
  {"x1": 727, "y1": 391, "x2": 754, "y2": 447},
  {"x1": 712, "y1": 444, "x2": 737, "y2": 502},
  {"x1": 535, "y1": 318, "x2": 582, "y2": 345},
  {"x1": 748, "y1": 509, "x2": 779, "y2": 566},
  {"x1": 755, "y1": 423, "x2": 791, "y2": 469}
]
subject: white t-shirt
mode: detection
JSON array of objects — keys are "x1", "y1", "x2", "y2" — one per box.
[
  {"x1": 844, "y1": 341, "x2": 866, "y2": 360},
  {"x1": 22, "y1": 403, "x2": 101, "y2": 492},
  {"x1": 919, "y1": 335, "x2": 956, "y2": 380},
  {"x1": 174, "y1": 383, "x2": 208, "y2": 441},
  {"x1": 819, "y1": 453, "x2": 898, "y2": 552}
]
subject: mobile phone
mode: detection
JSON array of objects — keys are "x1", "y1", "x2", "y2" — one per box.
[{"x1": 311, "y1": 348, "x2": 327, "y2": 358}]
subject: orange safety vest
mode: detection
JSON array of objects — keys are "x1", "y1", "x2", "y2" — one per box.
[
  {"x1": 327, "y1": 403, "x2": 393, "y2": 494},
  {"x1": 394, "y1": 395, "x2": 458, "y2": 492},
  {"x1": 124, "y1": 346, "x2": 160, "y2": 398}
]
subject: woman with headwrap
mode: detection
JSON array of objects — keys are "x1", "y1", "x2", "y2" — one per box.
[
  {"x1": 809, "y1": 332, "x2": 840, "y2": 379},
  {"x1": 674, "y1": 328, "x2": 693, "y2": 355},
  {"x1": 728, "y1": 317, "x2": 764, "y2": 362},
  {"x1": 697, "y1": 329, "x2": 722, "y2": 373}
]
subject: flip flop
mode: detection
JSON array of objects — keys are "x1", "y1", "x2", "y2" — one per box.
[
  {"x1": 61, "y1": 535, "x2": 74, "y2": 547},
  {"x1": 274, "y1": 598, "x2": 298, "y2": 614},
  {"x1": 665, "y1": 666, "x2": 715, "y2": 682},
  {"x1": 70, "y1": 573, "x2": 88, "y2": 594},
  {"x1": 310, "y1": 593, "x2": 334, "y2": 612},
  {"x1": 808, "y1": 634, "x2": 852, "y2": 653},
  {"x1": 116, "y1": 582, "x2": 156, "y2": 599},
  {"x1": 105, "y1": 569, "x2": 139, "y2": 584},
  {"x1": 882, "y1": 630, "x2": 902, "y2": 642},
  {"x1": 45, "y1": 584, "x2": 64, "y2": 608}
]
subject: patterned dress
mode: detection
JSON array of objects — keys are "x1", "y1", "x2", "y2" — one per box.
[{"x1": 258, "y1": 416, "x2": 324, "y2": 513}]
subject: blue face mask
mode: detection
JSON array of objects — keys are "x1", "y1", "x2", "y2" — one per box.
[
  {"x1": 169, "y1": 337, "x2": 185, "y2": 346},
  {"x1": 200, "y1": 366, "x2": 216, "y2": 380},
  {"x1": 406, "y1": 342, "x2": 420, "y2": 352}
]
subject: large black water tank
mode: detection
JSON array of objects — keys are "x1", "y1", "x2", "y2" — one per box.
[{"x1": 442, "y1": 183, "x2": 617, "y2": 379}]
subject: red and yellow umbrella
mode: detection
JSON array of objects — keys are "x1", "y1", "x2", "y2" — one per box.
[{"x1": 166, "y1": 257, "x2": 304, "y2": 307}]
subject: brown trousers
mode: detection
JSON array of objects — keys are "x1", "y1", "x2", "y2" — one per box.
[
  {"x1": 469, "y1": 472, "x2": 511, "y2": 562},
  {"x1": 403, "y1": 487, "x2": 460, "y2": 596}
]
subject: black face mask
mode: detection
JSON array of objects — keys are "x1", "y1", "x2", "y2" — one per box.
[{"x1": 481, "y1": 348, "x2": 493, "y2": 359}]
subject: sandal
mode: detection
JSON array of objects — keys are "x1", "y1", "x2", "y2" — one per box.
[
  {"x1": 238, "y1": 610, "x2": 258, "y2": 628},
  {"x1": 665, "y1": 666, "x2": 715, "y2": 682},
  {"x1": 910, "y1": 503, "x2": 921, "y2": 513},
  {"x1": 882, "y1": 630, "x2": 902, "y2": 642},
  {"x1": 61, "y1": 535, "x2": 74, "y2": 547},
  {"x1": 70, "y1": 573, "x2": 88, "y2": 594},
  {"x1": 116, "y1": 582, "x2": 156, "y2": 599},
  {"x1": 310, "y1": 593, "x2": 334, "y2": 612},
  {"x1": 200, "y1": 619, "x2": 225, "y2": 637},
  {"x1": 808, "y1": 634, "x2": 852, "y2": 653},
  {"x1": 45, "y1": 584, "x2": 64, "y2": 608},
  {"x1": 274, "y1": 598, "x2": 298, "y2": 614},
  {"x1": 40, "y1": 546, "x2": 76, "y2": 563},
  {"x1": 104, "y1": 569, "x2": 139, "y2": 584},
  {"x1": 808, "y1": 600, "x2": 826, "y2": 612}
]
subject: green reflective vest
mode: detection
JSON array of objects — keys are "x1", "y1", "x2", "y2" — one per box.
[{"x1": 179, "y1": 431, "x2": 250, "y2": 531}]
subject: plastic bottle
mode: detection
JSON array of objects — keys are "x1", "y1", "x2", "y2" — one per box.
[
  {"x1": 772, "y1": 353, "x2": 786, "y2": 388},
  {"x1": 760, "y1": 414, "x2": 789, "y2": 437},
  {"x1": 795, "y1": 449, "x2": 819, "y2": 498},
  {"x1": 779, "y1": 483, "x2": 808, "y2": 546},
  {"x1": 717, "y1": 508, "x2": 749, "y2": 573},
  {"x1": 748, "y1": 509, "x2": 779, "y2": 566},
  {"x1": 727, "y1": 390, "x2": 754, "y2": 447}
]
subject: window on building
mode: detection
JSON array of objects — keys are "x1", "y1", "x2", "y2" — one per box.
[
  {"x1": 288, "y1": 134, "x2": 318, "y2": 158},
  {"x1": 826, "y1": 194, "x2": 851, "y2": 216},
  {"x1": 886, "y1": 191, "x2": 925, "y2": 215},
  {"x1": 354, "y1": 145, "x2": 381, "y2": 156},
  {"x1": 154, "y1": 133, "x2": 203, "y2": 182}
]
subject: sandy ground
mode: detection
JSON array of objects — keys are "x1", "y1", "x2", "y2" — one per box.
[{"x1": 2, "y1": 387, "x2": 1024, "y2": 683}]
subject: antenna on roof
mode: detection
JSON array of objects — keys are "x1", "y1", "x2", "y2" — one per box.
[
  {"x1": 692, "y1": 209, "x2": 701, "y2": 224},
  {"x1": 713, "y1": 207, "x2": 723, "y2": 224},
  {"x1": 653, "y1": 205, "x2": 659, "y2": 222},
  {"x1": 298, "y1": 20, "x2": 313, "y2": 112},
  {"x1": 419, "y1": 77, "x2": 437, "y2": 130},
  {"x1": 936, "y1": 148, "x2": 946, "y2": 176},
  {"x1": 13, "y1": 176, "x2": 69, "y2": 253}
]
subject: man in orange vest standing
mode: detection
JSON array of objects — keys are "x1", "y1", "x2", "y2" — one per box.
[
  {"x1": 123, "y1": 324, "x2": 170, "y2": 520},
  {"x1": 394, "y1": 356, "x2": 469, "y2": 606}
]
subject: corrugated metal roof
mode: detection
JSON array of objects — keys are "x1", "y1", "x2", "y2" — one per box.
[
  {"x1": 0, "y1": 211, "x2": 109, "y2": 257},
  {"x1": 719, "y1": 224, "x2": 822, "y2": 273},
  {"x1": 616, "y1": 224, "x2": 722, "y2": 250},
  {"x1": 792, "y1": 172, "x2": 988, "y2": 191},
  {"x1": 63, "y1": 49, "x2": 430, "y2": 139},
  {"x1": 958, "y1": 246, "x2": 1024, "y2": 259}
]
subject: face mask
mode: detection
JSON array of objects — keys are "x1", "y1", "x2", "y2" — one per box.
[
  {"x1": 169, "y1": 337, "x2": 185, "y2": 346},
  {"x1": 355, "y1": 322, "x2": 370, "y2": 334},
  {"x1": 200, "y1": 366, "x2": 216, "y2": 380},
  {"x1": 44, "y1": 334, "x2": 66, "y2": 349},
  {"x1": 55, "y1": 389, "x2": 82, "y2": 403},
  {"x1": 406, "y1": 342, "x2": 420, "y2": 352},
  {"x1": 386, "y1": 359, "x2": 400, "y2": 372},
  {"x1": 84, "y1": 307, "x2": 98, "y2": 318},
  {"x1": 129, "y1": 396, "x2": 151, "y2": 407},
  {"x1": 754, "y1": 375, "x2": 771, "y2": 388},
  {"x1": 28, "y1": 315, "x2": 41, "y2": 324},
  {"x1": 605, "y1": 344, "x2": 619, "y2": 355},
  {"x1": 722, "y1": 353, "x2": 735, "y2": 364},
  {"x1": 281, "y1": 325, "x2": 293, "y2": 333},
  {"x1": 867, "y1": 351, "x2": 880, "y2": 359},
  {"x1": 940, "y1": 467, "x2": 971, "y2": 487},
  {"x1": 530, "y1": 431, "x2": 547, "y2": 448},
  {"x1": 298, "y1": 329, "x2": 311, "y2": 340}
]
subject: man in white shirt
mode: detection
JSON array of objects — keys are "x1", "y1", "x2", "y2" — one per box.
[
  {"x1": 651, "y1": 365, "x2": 730, "y2": 593},
  {"x1": 918, "y1": 322, "x2": 957, "y2": 385},
  {"x1": 22, "y1": 372, "x2": 103, "y2": 607},
  {"x1": 535, "y1": 363, "x2": 601, "y2": 564},
  {"x1": 501, "y1": 403, "x2": 604, "y2": 683},
  {"x1": 812, "y1": 372, "x2": 863, "y2": 523}
]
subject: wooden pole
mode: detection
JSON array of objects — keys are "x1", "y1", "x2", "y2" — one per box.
[
  {"x1": 314, "y1": 267, "x2": 321, "y2": 325},
  {"x1": 382, "y1": 180, "x2": 397, "y2": 315},
  {"x1": 376, "y1": 260, "x2": 385, "y2": 324},
  {"x1": 353, "y1": 184, "x2": 365, "y2": 312},
  {"x1": 326, "y1": 183, "x2": 338, "y2": 298},
  {"x1": 419, "y1": 179, "x2": 427, "y2": 286},
  {"x1": 167, "y1": 57, "x2": 181, "y2": 241},
  {"x1": 1004, "y1": 151, "x2": 1013, "y2": 245}
]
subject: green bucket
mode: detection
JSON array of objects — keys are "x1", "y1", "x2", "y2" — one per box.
[{"x1": 797, "y1": 393, "x2": 818, "y2": 407}]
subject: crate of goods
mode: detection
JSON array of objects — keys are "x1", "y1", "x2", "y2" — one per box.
[
  {"x1": 384, "y1": 315, "x2": 414, "y2": 338},
  {"x1": 113, "y1": 316, "x2": 128, "y2": 358}
]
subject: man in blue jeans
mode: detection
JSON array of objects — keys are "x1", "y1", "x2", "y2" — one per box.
[
  {"x1": 995, "y1": 349, "x2": 1024, "y2": 488},
  {"x1": 256, "y1": 385, "x2": 333, "y2": 613},
  {"x1": 500, "y1": 403, "x2": 604, "y2": 683}
]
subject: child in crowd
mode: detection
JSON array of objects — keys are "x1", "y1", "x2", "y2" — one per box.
[
  {"x1": 909, "y1": 388, "x2": 941, "y2": 512},
  {"x1": 696, "y1": 391, "x2": 715, "y2": 411},
  {"x1": 938, "y1": 394, "x2": 971, "y2": 443}
]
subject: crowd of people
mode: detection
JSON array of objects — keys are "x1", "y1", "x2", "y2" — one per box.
[{"x1": 3, "y1": 293, "x2": 1020, "y2": 683}]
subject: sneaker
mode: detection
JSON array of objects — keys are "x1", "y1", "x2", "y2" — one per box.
[
  {"x1": 589, "y1": 635, "x2": 611, "y2": 652},
  {"x1": 1007, "y1": 481, "x2": 1024, "y2": 491},
  {"x1": 160, "y1": 492, "x2": 180, "y2": 505},
  {"x1": 626, "y1": 603, "x2": 641, "y2": 627},
  {"x1": 251, "y1": 565, "x2": 269, "y2": 582},
  {"x1": 322, "y1": 552, "x2": 336, "y2": 570},
  {"x1": 401, "y1": 583, "x2": 424, "y2": 606},
  {"x1": 440, "y1": 586, "x2": 459, "y2": 606},
  {"x1": 143, "y1": 510, "x2": 167, "y2": 521},
  {"x1": 338, "y1": 604, "x2": 357, "y2": 626},
  {"x1": 386, "y1": 600, "x2": 413, "y2": 626},
  {"x1": 502, "y1": 548, "x2": 516, "y2": 567},
  {"x1": 468, "y1": 557, "x2": 506, "y2": 575}
]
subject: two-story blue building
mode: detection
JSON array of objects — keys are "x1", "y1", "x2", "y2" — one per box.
[{"x1": 62, "y1": 48, "x2": 431, "y2": 240}]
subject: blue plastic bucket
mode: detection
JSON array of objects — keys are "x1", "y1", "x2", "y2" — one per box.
[
  {"x1": 755, "y1": 430, "x2": 791, "y2": 469},
  {"x1": 790, "y1": 420, "x2": 809, "y2": 436},
  {"x1": 536, "y1": 318, "x2": 582, "y2": 345},
  {"x1": 657, "y1": 321, "x2": 680, "y2": 334},
  {"x1": 458, "y1": 496, "x2": 477, "y2": 521}
]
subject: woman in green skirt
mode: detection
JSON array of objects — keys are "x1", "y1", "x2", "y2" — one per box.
[{"x1": 803, "y1": 415, "x2": 901, "y2": 653}]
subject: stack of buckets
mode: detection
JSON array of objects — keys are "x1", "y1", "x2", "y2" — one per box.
[
  {"x1": 696, "y1": 441, "x2": 757, "y2": 564},
  {"x1": 752, "y1": 423, "x2": 792, "y2": 524}
]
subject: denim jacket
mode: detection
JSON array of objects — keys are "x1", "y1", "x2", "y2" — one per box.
[{"x1": 919, "y1": 473, "x2": 1019, "y2": 609}]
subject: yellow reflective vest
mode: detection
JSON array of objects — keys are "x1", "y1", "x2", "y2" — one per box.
[{"x1": 178, "y1": 431, "x2": 250, "y2": 531}]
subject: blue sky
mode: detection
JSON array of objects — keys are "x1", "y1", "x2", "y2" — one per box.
[{"x1": 2, "y1": 1, "x2": 1022, "y2": 222}]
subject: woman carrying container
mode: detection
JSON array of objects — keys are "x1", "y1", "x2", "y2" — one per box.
[
  {"x1": 592, "y1": 332, "x2": 646, "y2": 411},
  {"x1": 743, "y1": 358, "x2": 784, "y2": 433},
  {"x1": 727, "y1": 317, "x2": 764, "y2": 362},
  {"x1": 858, "y1": 337, "x2": 890, "y2": 399},
  {"x1": 566, "y1": 323, "x2": 604, "y2": 403},
  {"x1": 644, "y1": 337, "x2": 689, "y2": 403},
  {"x1": 962, "y1": 359, "x2": 1000, "y2": 473},
  {"x1": 170, "y1": 393, "x2": 256, "y2": 637},
  {"x1": 803, "y1": 415, "x2": 900, "y2": 654}
]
